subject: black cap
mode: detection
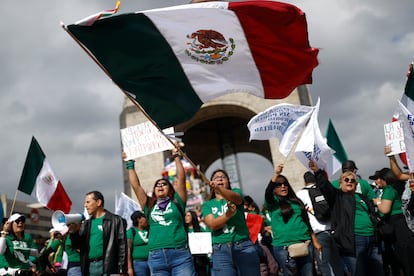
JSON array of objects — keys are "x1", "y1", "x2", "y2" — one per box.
[
  {"x1": 342, "y1": 160, "x2": 358, "y2": 172},
  {"x1": 303, "y1": 171, "x2": 316, "y2": 184},
  {"x1": 369, "y1": 168, "x2": 391, "y2": 180}
]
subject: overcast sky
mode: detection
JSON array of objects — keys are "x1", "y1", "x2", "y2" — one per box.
[{"x1": 2, "y1": 0, "x2": 413, "y2": 215}]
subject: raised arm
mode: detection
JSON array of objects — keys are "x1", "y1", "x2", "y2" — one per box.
[
  {"x1": 172, "y1": 146, "x2": 187, "y2": 203},
  {"x1": 123, "y1": 152, "x2": 148, "y2": 209},
  {"x1": 265, "y1": 164, "x2": 284, "y2": 204},
  {"x1": 385, "y1": 145, "x2": 410, "y2": 181}
]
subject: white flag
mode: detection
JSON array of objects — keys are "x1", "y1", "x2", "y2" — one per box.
[
  {"x1": 115, "y1": 192, "x2": 142, "y2": 229},
  {"x1": 397, "y1": 100, "x2": 414, "y2": 171},
  {"x1": 247, "y1": 103, "x2": 314, "y2": 157},
  {"x1": 295, "y1": 98, "x2": 335, "y2": 175}
]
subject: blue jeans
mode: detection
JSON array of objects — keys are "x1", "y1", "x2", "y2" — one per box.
[
  {"x1": 67, "y1": 266, "x2": 82, "y2": 276},
  {"x1": 211, "y1": 238, "x2": 260, "y2": 276},
  {"x1": 315, "y1": 231, "x2": 337, "y2": 276},
  {"x1": 273, "y1": 244, "x2": 313, "y2": 276},
  {"x1": 89, "y1": 260, "x2": 103, "y2": 276},
  {"x1": 148, "y1": 247, "x2": 196, "y2": 276},
  {"x1": 133, "y1": 260, "x2": 150, "y2": 276},
  {"x1": 342, "y1": 235, "x2": 383, "y2": 276}
]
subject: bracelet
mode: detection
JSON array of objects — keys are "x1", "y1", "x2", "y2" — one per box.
[
  {"x1": 125, "y1": 160, "x2": 135, "y2": 170},
  {"x1": 1, "y1": 231, "x2": 8, "y2": 235}
]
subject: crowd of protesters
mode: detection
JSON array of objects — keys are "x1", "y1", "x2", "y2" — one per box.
[{"x1": 3, "y1": 143, "x2": 414, "y2": 276}]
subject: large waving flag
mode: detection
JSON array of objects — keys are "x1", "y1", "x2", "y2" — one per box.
[
  {"x1": 18, "y1": 137, "x2": 72, "y2": 213},
  {"x1": 65, "y1": 1, "x2": 319, "y2": 129},
  {"x1": 325, "y1": 119, "x2": 348, "y2": 176},
  {"x1": 295, "y1": 99, "x2": 335, "y2": 175},
  {"x1": 247, "y1": 103, "x2": 314, "y2": 156}
]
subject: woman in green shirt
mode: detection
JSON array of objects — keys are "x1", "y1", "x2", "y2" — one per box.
[
  {"x1": 126, "y1": 147, "x2": 195, "y2": 276},
  {"x1": 127, "y1": 211, "x2": 150, "y2": 276},
  {"x1": 264, "y1": 164, "x2": 320, "y2": 276},
  {"x1": 371, "y1": 168, "x2": 414, "y2": 276},
  {"x1": 202, "y1": 169, "x2": 260, "y2": 276}
]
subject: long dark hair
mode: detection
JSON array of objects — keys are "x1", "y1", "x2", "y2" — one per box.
[
  {"x1": 185, "y1": 210, "x2": 201, "y2": 232},
  {"x1": 207, "y1": 169, "x2": 232, "y2": 200},
  {"x1": 265, "y1": 174, "x2": 307, "y2": 224},
  {"x1": 148, "y1": 178, "x2": 175, "y2": 211}
]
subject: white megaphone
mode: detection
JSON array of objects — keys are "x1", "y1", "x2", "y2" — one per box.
[{"x1": 51, "y1": 210, "x2": 85, "y2": 229}]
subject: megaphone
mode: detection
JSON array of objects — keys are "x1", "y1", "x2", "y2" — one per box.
[{"x1": 51, "y1": 210, "x2": 85, "y2": 229}]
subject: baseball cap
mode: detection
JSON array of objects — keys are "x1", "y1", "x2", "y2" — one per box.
[
  {"x1": 342, "y1": 160, "x2": 358, "y2": 172},
  {"x1": 8, "y1": 213, "x2": 25, "y2": 223},
  {"x1": 369, "y1": 168, "x2": 391, "y2": 180}
]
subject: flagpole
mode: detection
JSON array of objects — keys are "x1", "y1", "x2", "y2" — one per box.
[
  {"x1": 62, "y1": 23, "x2": 210, "y2": 185},
  {"x1": 9, "y1": 190, "x2": 18, "y2": 217}
]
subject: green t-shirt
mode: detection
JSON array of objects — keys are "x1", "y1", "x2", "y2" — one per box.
[
  {"x1": 332, "y1": 178, "x2": 377, "y2": 200},
  {"x1": 65, "y1": 235, "x2": 80, "y2": 263},
  {"x1": 202, "y1": 188, "x2": 250, "y2": 244},
  {"x1": 127, "y1": 228, "x2": 149, "y2": 261},
  {"x1": 264, "y1": 197, "x2": 310, "y2": 247},
  {"x1": 0, "y1": 255, "x2": 9, "y2": 269},
  {"x1": 4, "y1": 233, "x2": 34, "y2": 269},
  {"x1": 146, "y1": 193, "x2": 187, "y2": 251},
  {"x1": 380, "y1": 185, "x2": 403, "y2": 216},
  {"x1": 89, "y1": 215, "x2": 104, "y2": 259},
  {"x1": 354, "y1": 194, "x2": 375, "y2": 236}
]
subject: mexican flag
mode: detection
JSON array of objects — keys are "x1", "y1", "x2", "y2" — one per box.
[
  {"x1": 325, "y1": 119, "x2": 348, "y2": 176},
  {"x1": 65, "y1": 1, "x2": 319, "y2": 129},
  {"x1": 18, "y1": 137, "x2": 72, "y2": 213}
]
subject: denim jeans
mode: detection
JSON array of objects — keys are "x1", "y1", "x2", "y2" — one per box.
[
  {"x1": 89, "y1": 260, "x2": 103, "y2": 276},
  {"x1": 342, "y1": 235, "x2": 383, "y2": 276},
  {"x1": 148, "y1": 247, "x2": 196, "y2": 276},
  {"x1": 132, "y1": 260, "x2": 150, "y2": 276},
  {"x1": 273, "y1": 244, "x2": 313, "y2": 276},
  {"x1": 211, "y1": 238, "x2": 260, "y2": 276},
  {"x1": 67, "y1": 266, "x2": 82, "y2": 276},
  {"x1": 315, "y1": 231, "x2": 337, "y2": 276}
]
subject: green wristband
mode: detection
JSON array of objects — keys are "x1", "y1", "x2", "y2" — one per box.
[{"x1": 126, "y1": 160, "x2": 135, "y2": 170}]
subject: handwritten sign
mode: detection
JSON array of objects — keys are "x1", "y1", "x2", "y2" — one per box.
[
  {"x1": 188, "y1": 232, "x2": 212, "y2": 254},
  {"x1": 384, "y1": 121, "x2": 406, "y2": 156},
  {"x1": 121, "y1": 122, "x2": 174, "y2": 160}
]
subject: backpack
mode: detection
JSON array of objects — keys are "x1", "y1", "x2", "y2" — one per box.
[{"x1": 305, "y1": 185, "x2": 331, "y2": 222}]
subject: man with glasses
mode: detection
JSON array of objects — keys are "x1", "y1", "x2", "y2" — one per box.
[{"x1": 309, "y1": 161, "x2": 383, "y2": 276}]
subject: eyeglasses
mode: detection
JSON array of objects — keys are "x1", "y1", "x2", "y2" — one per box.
[
  {"x1": 343, "y1": 178, "x2": 356, "y2": 183},
  {"x1": 274, "y1": 182, "x2": 287, "y2": 188},
  {"x1": 155, "y1": 182, "x2": 168, "y2": 187},
  {"x1": 212, "y1": 175, "x2": 227, "y2": 181}
]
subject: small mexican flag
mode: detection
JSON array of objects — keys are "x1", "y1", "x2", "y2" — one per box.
[{"x1": 18, "y1": 137, "x2": 72, "y2": 213}]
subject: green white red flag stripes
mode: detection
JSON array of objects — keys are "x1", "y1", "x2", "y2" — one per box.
[
  {"x1": 65, "y1": 1, "x2": 319, "y2": 129},
  {"x1": 325, "y1": 119, "x2": 348, "y2": 176},
  {"x1": 18, "y1": 137, "x2": 72, "y2": 213}
]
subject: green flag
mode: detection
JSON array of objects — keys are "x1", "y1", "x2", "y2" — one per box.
[{"x1": 325, "y1": 119, "x2": 348, "y2": 163}]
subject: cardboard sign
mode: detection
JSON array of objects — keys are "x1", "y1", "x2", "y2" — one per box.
[
  {"x1": 188, "y1": 232, "x2": 212, "y2": 254},
  {"x1": 384, "y1": 121, "x2": 406, "y2": 156},
  {"x1": 121, "y1": 122, "x2": 174, "y2": 159}
]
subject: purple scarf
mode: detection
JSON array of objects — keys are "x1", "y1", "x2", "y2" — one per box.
[{"x1": 157, "y1": 197, "x2": 171, "y2": 211}]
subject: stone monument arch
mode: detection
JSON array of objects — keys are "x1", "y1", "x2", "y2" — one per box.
[{"x1": 120, "y1": 86, "x2": 312, "y2": 200}]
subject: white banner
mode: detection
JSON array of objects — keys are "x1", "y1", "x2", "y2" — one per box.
[
  {"x1": 295, "y1": 99, "x2": 335, "y2": 175},
  {"x1": 247, "y1": 103, "x2": 314, "y2": 157},
  {"x1": 121, "y1": 122, "x2": 175, "y2": 160},
  {"x1": 188, "y1": 232, "x2": 212, "y2": 254}
]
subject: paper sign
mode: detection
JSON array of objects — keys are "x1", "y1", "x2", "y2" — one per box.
[
  {"x1": 384, "y1": 121, "x2": 406, "y2": 156},
  {"x1": 121, "y1": 122, "x2": 174, "y2": 159},
  {"x1": 188, "y1": 232, "x2": 212, "y2": 254}
]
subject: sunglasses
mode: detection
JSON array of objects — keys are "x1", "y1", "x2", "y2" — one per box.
[
  {"x1": 15, "y1": 218, "x2": 26, "y2": 224},
  {"x1": 155, "y1": 182, "x2": 168, "y2": 187},
  {"x1": 343, "y1": 178, "x2": 356, "y2": 183},
  {"x1": 274, "y1": 182, "x2": 287, "y2": 188}
]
